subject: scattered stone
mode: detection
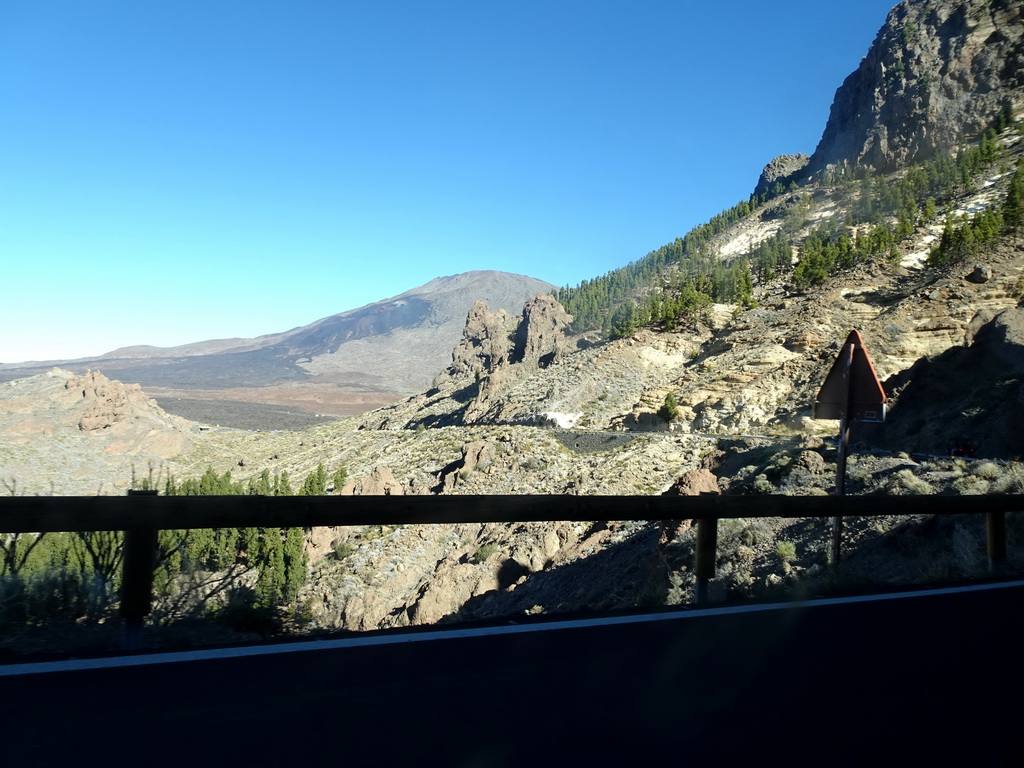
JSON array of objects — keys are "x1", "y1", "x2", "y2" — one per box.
[
  {"x1": 965, "y1": 265, "x2": 992, "y2": 284},
  {"x1": 794, "y1": 450, "x2": 827, "y2": 474},
  {"x1": 664, "y1": 468, "x2": 720, "y2": 496}
]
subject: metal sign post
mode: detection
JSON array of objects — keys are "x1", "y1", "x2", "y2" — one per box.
[{"x1": 815, "y1": 330, "x2": 886, "y2": 571}]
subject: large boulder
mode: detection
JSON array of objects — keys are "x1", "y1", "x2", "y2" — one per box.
[
  {"x1": 664, "y1": 468, "x2": 720, "y2": 496},
  {"x1": 341, "y1": 465, "x2": 406, "y2": 495},
  {"x1": 969, "y1": 305, "x2": 1024, "y2": 375},
  {"x1": 882, "y1": 307, "x2": 1024, "y2": 455}
]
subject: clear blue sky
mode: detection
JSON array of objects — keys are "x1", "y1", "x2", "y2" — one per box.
[{"x1": 0, "y1": 0, "x2": 897, "y2": 363}]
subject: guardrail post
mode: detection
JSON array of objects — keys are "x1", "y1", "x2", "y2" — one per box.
[
  {"x1": 986, "y1": 511, "x2": 1006, "y2": 574},
  {"x1": 831, "y1": 515, "x2": 844, "y2": 573},
  {"x1": 694, "y1": 516, "x2": 718, "y2": 605},
  {"x1": 121, "y1": 490, "x2": 158, "y2": 651}
]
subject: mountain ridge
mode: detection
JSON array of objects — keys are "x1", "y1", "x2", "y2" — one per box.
[{"x1": 0, "y1": 270, "x2": 555, "y2": 427}]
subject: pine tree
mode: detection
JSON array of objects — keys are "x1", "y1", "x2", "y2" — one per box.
[
  {"x1": 1004, "y1": 161, "x2": 1024, "y2": 232},
  {"x1": 608, "y1": 302, "x2": 638, "y2": 340},
  {"x1": 255, "y1": 531, "x2": 286, "y2": 609},
  {"x1": 249, "y1": 469, "x2": 272, "y2": 496},
  {"x1": 299, "y1": 464, "x2": 327, "y2": 496},
  {"x1": 282, "y1": 527, "x2": 307, "y2": 603},
  {"x1": 658, "y1": 393, "x2": 680, "y2": 422},
  {"x1": 274, "y1": 471, "x2": 293, "y2": 496},
  {"x1": 332, "y1": 467, "x2": 348, "y2": 493}
]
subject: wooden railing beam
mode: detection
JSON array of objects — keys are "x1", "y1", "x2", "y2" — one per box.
[{"x1": 1, "y1": 493, "x2": 1020, "y2": 534}]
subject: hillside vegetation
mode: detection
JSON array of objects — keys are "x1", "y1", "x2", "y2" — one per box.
[{"x1": 556, "y1": 117, "x2": 1021, "y2": 339}]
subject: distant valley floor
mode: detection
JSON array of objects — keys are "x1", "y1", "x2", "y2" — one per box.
[{"x1": 147, "y1": 384, "x2": 399, "y2": 431}]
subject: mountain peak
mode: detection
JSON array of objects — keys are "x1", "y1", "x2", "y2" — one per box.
[
  {"x1": 0, "y1": 270, "x2": 556, "y2": 428},
  {"x1": 806, "y1": 0, "x2": 1023, "y2": 177}
]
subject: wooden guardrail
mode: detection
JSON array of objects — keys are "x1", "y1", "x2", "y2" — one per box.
[
  {"x1": 1, "y1": 492, "x2": 1019, "y2": 531},
  {"x1": 0, "y1": 493, "x2": 1018, "y2": 649}
]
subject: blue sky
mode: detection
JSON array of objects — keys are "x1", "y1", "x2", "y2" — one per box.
[{"x1": 0, "y1": 0, "x2": 897, "y2": 363}]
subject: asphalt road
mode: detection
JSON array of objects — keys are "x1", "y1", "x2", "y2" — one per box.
[{"x1": 3, "y1": 582, "x2": 1022, "y2": 766}]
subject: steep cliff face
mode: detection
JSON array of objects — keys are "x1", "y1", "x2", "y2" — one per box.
[
  {"x1": 807, "y1": 0, "x2": 1023, "y2": 176},
  {"x1": 754, "y1": 153, "x2": 810, "y2": 197},
  {"x1": 436, "y1": 300, "x2": 518, "y2": 384}
]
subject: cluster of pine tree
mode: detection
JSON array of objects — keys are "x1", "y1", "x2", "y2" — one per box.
[
  {"x1": 783, "y1": 127, "x2": 1013, "y2": 287},
  {"x1": 928, "y1": 159, "x2": 1024, "y2": 269},
  {"x1": 595, "y1": 261, "x2": 757, "y2": 340},
  {"x1": 0, "y1": 463, "x2": 346, "y2": 635},
  {"x1": 791, "y1": 220, "x2": 902, "y2": 288},
  {"x1": 553, "y1": 190, "x2": 777, "y2": 334},
  {"x1": 160, "y1": 464, "x2": 345, "y2": 498},
  {"x1": 845, "y1": 130, "x2": 1003, "y2": 224},
  {"x1": 554, "y1": 233, "x2": 759, "y2": 339}
]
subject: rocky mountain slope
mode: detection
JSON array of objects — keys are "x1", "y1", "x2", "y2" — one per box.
[
  {"x1": 362, "y1": 158, "x2": 1023, "y2": 450},
  {"x1": 806, "y1": 0, "x2": 1023, "y2": 176},
  {"x1": 0, "y1": 271, "x2": 553, "y2": 428},
  {"x1": 9, "y1": 129, "x2": 1013, "y2": 637}
]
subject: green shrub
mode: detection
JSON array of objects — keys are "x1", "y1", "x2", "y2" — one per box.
[
  {"x1": 991, "y1": 471, "x2": 1024, "y2": 494},
  {"x1": 332, "y1": 541, "x2": 354, "y2": 560},
  {"x1": 472, "y1": 543, "x2": 499, "y2": 564},
  {"x1": 887, "y1": 469, "x2": 934, "y2": 495},
  {"x1": 952, "y1": 476, "x2": 989, "y2": 495},
  {"x1": 972, "y1": 462, "x2": 1003, "y2": 481},
  {"x1": 752, "y1": 474, "x2": 774, "y2": 494},
  {"x1": 658, "y1": 393, "x2": 680, "y2": 422},
  {"x1": 775, "y1": 541, "x2": 797, "y2": 563}
]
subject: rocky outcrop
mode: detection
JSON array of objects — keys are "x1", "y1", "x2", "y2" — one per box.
[
  {"x1": 511, "y1": 293, "x2": 574, "y2": 367},
  {"x1": 341, "y1": 465, "x2": 407, "y2": 495},
  {"x1": 438, "y1": 301, "x2": 518, "y2": 385},
  {"x1": 58, "y1": 370, "x2": 192, "y2": 449},
  {"x1": 883, "y1": 306, "x2": 1024, "y2": 454},
  {"x1": 0, "y1": 369, "x2": 194, "y2": 494},
  {"x1": 969, "y1": 305, "x2": 1024, "y2": 373},
  {"x1": 430, "y1": 293, "x2": 576, "y2": 424},
  {"x1": 754, "y1": 153, "x2": 810, "y2": 197},
  {"x1": 66, "y1": 370, "x2": 136, "y2": 432},
  {"x1": 440, "y1": 294, "x2": 574, "y2": 386},
  {"x1": 807, "y1": 0, "x2": 1024, "y2": 177}
]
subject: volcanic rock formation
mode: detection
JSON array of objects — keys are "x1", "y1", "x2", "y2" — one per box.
[{"x1": 806, "y1": 0, "x2": 1024, "y2": 176}]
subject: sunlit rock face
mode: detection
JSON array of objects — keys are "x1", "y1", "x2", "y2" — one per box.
[{"x1": 807, "y1": 0, "x2": 1024, "y2": 177}]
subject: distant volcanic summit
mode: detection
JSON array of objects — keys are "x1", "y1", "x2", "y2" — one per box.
[{"x1": 0, "y1": 271, "x2": 556, "y2": 426}]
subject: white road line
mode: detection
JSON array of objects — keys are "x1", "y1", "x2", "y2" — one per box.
[{"x1": 3, "y1": 578, "x2": 1022, "y2": 678}]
